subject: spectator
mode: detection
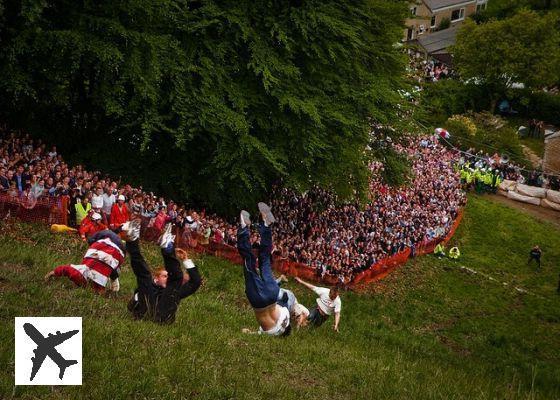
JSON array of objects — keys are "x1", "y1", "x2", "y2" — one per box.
[
  {"x1": 79, "y1": 212, "x2": 107, "y2": 241},
  {"x1": 0, "y1": 167, "x2": 9, "y2": 190},
  {"x1": 102, "y1": 186, "x2": 115, "y2": 222},
  {"x1": 109, "y1": 194, "x2": 129, "y2": 228},
  {"x1": 75, "y1": 196, "x2": 91, "y2": 226}
]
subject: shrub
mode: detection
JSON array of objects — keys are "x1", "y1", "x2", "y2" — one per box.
[
  {"x1": 444, "y1": 112, "x2": 526, "y2": 165},
  {"x1": 438, "y1": 18, "x2": 451, "y2": 30},
  {"x1": 418, "y1": 80, "x2": 490, "y2": 126}
]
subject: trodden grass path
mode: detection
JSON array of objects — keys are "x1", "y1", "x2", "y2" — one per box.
[{"x1": 0, "y1": 194, "x2": 559, "y2": 399}]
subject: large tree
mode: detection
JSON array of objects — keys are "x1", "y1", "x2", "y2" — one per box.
[
  {"x1": 0, "y1": 0, "x2": 407, "y2": 213},
  {"x1": 452, "y1": 10, "x2": 560, "y2": 113}
]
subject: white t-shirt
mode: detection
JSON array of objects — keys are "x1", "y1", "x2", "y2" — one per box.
[
  {"x1": 258, "y1": 306, "x2": 290, "y2": 336},
  {"x1": 313, "y1": 286, "x2": 342, "y2": 316},
  {"x1": 102, "y1": 193, "x2": 115, "y2": 215}
]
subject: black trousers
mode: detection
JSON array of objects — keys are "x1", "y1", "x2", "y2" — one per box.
[
  {"x1": 127, "y1": 239, "x2": 201, "y2": 324},
  {"x1": 528, "y1": 254, "x2": 541, "y2": 268}
]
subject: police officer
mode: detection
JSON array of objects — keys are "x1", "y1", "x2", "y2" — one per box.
[
  {"x1": 448, "y1": 246, "x2": 460, "y2": 260},
  {"x1": 434, "y1": 242, "x2": 446, "y2": 258}
]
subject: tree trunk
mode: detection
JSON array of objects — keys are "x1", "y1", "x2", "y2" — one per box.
[{"x1": 489, "y1": 95, "x2": 497, "y2": 114}]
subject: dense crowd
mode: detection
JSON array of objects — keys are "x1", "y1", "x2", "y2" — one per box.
[
  {"x1": 271, "y1": 135, "x2": 466, "y2": 281},
  {"x1": 1, "y1": 128, "x2": 469, "y2": 282},
  {"x1": 0, "y1": 128, "x2": 237, "y2": 244},
  {"x1": 458, "y1": 148, "x2": 560, "y2": 191},
  {"x1": 407, "y1": 52, "x2": 452, "y2": 84}
]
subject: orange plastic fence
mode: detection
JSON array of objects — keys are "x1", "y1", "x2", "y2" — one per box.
[
  {"x1": 1, "y1": 194, "x2": 464, "y2": 287},
  {"x1": 0, "y1": 193, "x2": 68, "y2": 225},
  {"x1": 147, "y1": 208, "x2": 465, "y2": 287}
]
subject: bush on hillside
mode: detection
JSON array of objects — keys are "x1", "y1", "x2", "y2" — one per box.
[
  {"x1": 418, "y1": 80, "x2": 490, "y2": 126},
  {"x1": 444, "y1": 112, "x2": 526, "y2": 164}
]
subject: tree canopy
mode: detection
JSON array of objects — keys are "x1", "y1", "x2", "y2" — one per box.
[
  {"x1": 0, "y1": 0, "x2": 407, "y2": 214},
  {"x1": 480, "y1": 0, "x2": 560, "y2": 20},
  {"x1": 452, "y1": 9, "x2": 560, "y2": 112}
]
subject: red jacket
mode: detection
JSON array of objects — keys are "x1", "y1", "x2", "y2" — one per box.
[
  {"x1": 79, "y1": 217, "x2": 107, "y2": 240},
  {"x1": 109, "y1": 203, "x2": 129, "y2": 227}
]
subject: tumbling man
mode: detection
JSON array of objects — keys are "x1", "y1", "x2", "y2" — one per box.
[
  {"x1": 238, "y1": 203, "x2": 291, "y2": 336},
  {"x1": 276, "y1": 275, "x2": 310, "y2": 329},
  {"x1": 45, "y1": 227, "x2": 127, "y2": 293},
  {"x1": 126, "y1": 223, "x2": 201, "y2": 324},
  {"x1": 295, "y1": 277, "x2": 342, "y2": 332}
]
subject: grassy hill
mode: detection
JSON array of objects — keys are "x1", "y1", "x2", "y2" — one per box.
[{"x1": 1, "y1": 194, "x2": 559, "y2": 399}]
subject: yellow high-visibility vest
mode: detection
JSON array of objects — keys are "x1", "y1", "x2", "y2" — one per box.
[{"x1": 75, "y1": 203, "x2": 91, "y2": 225}]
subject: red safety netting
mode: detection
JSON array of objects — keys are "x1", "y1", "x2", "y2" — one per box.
[{"x1": 0, "y1": 193, "x2": 68, "y2": 225}]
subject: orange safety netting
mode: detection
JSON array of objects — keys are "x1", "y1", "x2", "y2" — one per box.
[
  {"x1": 0, "y1": 193, "x2": 68, "y2": 225},
  {"x1": 147, "y1": 209, "x2": 465, "y2": 288},
  {"x1": 2, "y1": 194, "x2": 464, "y2": 287}
]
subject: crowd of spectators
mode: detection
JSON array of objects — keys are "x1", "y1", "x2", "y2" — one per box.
[
  {"x1": 271, "y1": 135, "x2": 466, "y2": 282},
  {"x1": 1, "y1": 128, "x2": 469, "y2": 282},
  {"x1": 458, "y1": 148, "x2": 560, "y2": 191},
  {"x1": 0, "y1": 128, "x2": 237, "y2": 244},
  {"x1": 407, "y1": 52, "x2": 452, "y2": 84}
]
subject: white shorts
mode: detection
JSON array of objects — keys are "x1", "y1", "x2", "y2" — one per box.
[{"x1": 259, "y1": 306, "x2": 290, "y2": 336}]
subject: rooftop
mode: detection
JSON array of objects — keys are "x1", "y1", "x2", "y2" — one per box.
[
  {"x1": 424, "y1": 0, "x2": 476, "y2": 11},
  {"x1": 416, "y1": 26, "x2": 459, "y2": 54}
]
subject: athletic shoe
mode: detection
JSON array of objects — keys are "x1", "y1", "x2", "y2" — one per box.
[
  {"x1": 124, "y1": 219, "x2": 141, "y2": 241},
  {"x1": 159, "y1": 223, "x2": 175, "y2": 251},
  {"x1": 240, "y1": 210, "x2": 251, "y2": 227},
  {"x1": 258, "y1": 202, "x2": 275, "y2": 226}
]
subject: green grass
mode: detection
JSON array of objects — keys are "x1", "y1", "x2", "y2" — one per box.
[{"x1": 1, "y1": 194, "x2": 559, "y2": 399}]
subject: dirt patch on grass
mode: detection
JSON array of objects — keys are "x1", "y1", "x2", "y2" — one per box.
[
  {"x1": 487, "y1": 194, "x2": 560, "y2": 228},
  {"x1": 438, "y1": 335, "x2": 472, "y2": 357}
]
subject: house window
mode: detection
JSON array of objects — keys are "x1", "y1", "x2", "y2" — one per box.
[
  {"x1": 419, "y1": 24, "x2": 425, "y2": 34},
  {"x1": 476, "y1": 3, "x2": 487, "y2": 12},
  {"x1": 410, "y1": 6, "x2": 417, "y2": 16},
  {"x1": 430, "y1": 15, "x2": 436, "y2": 28},
  {"x1": 451, "y1": 8, "x2": 465, "y2": 21},
  {"x1": 407, "y1": 27, "x2": 414, "y2": 41}
]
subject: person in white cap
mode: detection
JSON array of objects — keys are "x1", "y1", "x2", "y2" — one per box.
[
  {"x1": 79, "y1": 211, "x2": 107, "y2": 241},
  {"x1": 109, "y1": 194, "x2": 130, "y2": 229}
]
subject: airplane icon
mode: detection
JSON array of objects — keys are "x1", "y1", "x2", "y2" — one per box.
[{"x1": 23, "y1": 322, "x2": 79, "y2": 381}]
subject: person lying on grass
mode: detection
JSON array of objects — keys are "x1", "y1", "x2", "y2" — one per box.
[
  {"x1": 126, "y1": 223, "x2": 201, "y2": 324},
  {"x1": 238, "y1": 203, "x2": 291, "y2": 336},
  {"x1": 45, "y1": 225, "x2": 130, "y2": 293}
]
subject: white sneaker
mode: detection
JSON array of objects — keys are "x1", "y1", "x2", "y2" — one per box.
[
  {"x1": 240, "y1": 210, "x2": 251, "y2": 227},
  {"x1": 258, "y1": 202, "x2": 275, "y2": 226},
  {"x1": 159, "y1": 223, "x2": 175, "y2": 250},
  {"x1": 124, "y1": 219, "x2": 141, "y2": 241}
]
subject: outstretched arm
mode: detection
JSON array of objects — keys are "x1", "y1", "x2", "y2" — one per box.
[
  {"x1": 294, "y1": 276, "x2": 316, "y2": 291},
  {"x1": 333, "y1": 312, "x2": 340, "y2": 332}
]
